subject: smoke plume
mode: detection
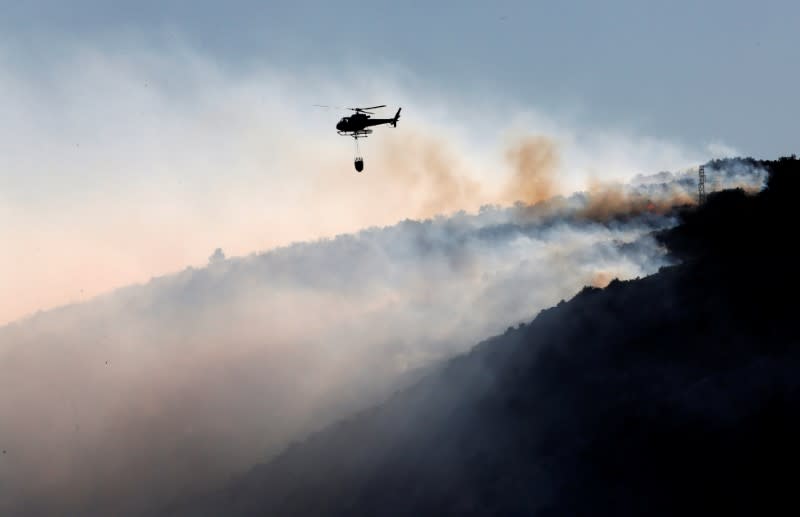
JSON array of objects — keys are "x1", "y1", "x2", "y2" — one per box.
[
  {"x1": 0, "y1": 161, "x2": 767, "y2": 515},
  {"x1": 0, "y1": 44, "x2": 768, "y2": 516},
  {"x1": 1, "y1": 46, "x2": 716, "y2": 325},
  {"x1": 502, "y1": 136, "x2": 559, "y2": 204}
]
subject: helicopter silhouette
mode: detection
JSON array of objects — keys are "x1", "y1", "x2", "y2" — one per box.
[
  {"x1": 315, "y1": 104, "x2": 401, "y2": 172},
  {"x1": 335, "y1": 105, "x2": 401, "y2": 136}
]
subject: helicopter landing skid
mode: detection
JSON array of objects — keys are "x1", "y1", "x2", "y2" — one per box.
[{"x1": 339, "y1": 129, "x2": 373, "y2": 138}]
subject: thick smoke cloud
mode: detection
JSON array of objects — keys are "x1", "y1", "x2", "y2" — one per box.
[
  {"x1": 1, "y1": 45, "x2": 714, "y2": 325},
  {"x1": 0, "y1": 43, "x2": 767, "y2": 515},
  {"x1": 502, "y1": 136, "x2": 558, "y2": 204},
  {"x1": 0, "y1": 161, "x2": 766, "y2": 516}
]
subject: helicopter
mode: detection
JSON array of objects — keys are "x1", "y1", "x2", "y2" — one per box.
[{"x1": 315, "y1": 104, "x2": 401, "y2": 172}]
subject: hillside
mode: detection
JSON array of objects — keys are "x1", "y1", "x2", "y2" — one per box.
[
  {"x1": 5, "y1": 167, "x2": 709, "y2": 516},
  {"x1": 170, "y1": 156, "x2": 800, "y2": 516}
]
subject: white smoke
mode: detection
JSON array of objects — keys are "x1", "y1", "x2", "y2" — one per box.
[
  {"x1": 0, "y1": 44, "x2": 719, "y2": 325},
  {"x1": 0, "y1": 42, "x2": 762, "y2": 516},
  {"x1": 1, "y1": 151, "x2": 770, "y2": 515},
  {"x1": 0, "y1": 197, "x2": 681, "y2": 516}
]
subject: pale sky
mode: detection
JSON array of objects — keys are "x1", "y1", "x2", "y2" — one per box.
[
  {"x1": 1, "y1": 0, "x2": 797, "y2": 324},
  {"x1": 4, "y1": 0, "x2": 798, "y2": 156}
]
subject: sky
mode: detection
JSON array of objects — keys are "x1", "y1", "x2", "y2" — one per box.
[
  {"x1": 4, "y1": 0, "x2": 797, "y2": 154},
  {"x1": 1, "y1": 0, "x2": 798, "y2": 325}
]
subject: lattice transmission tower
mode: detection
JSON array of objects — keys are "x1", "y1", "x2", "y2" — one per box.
[{"x1": 698, "y1": 165, "x2": 706, "y2": 205}]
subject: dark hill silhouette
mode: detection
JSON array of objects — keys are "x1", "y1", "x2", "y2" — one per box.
[{"x1": 166, "y1": 156, "x2": 800, "y2": 516}]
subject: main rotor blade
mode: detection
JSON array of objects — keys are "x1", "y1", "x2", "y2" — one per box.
[
  {"x1": 313, "y1": 104, "x2": 344, "y2": 109},
  {"x1": 348, "y1": 105, "x2": 386, "y2": 112}
]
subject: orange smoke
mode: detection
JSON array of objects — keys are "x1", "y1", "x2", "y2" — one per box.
[
  {"x1": 580, "y1": 178, "x2": 695, "y2": 221},
  {"x1": 365, "y1": 131, "x2": 561, "y2": 219},
  {"x1": 501, "y1": 136, "x2": 559, "y2": 205},
  {"x1": 581, "y1": 180, "x2": 631, "y2": 220},
  {"x1": 590, "y1": 271, "x2": 615, "y2": 288},
  {"x1": 374, "y1": 130, "x2": 485, "y2": 217}
]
